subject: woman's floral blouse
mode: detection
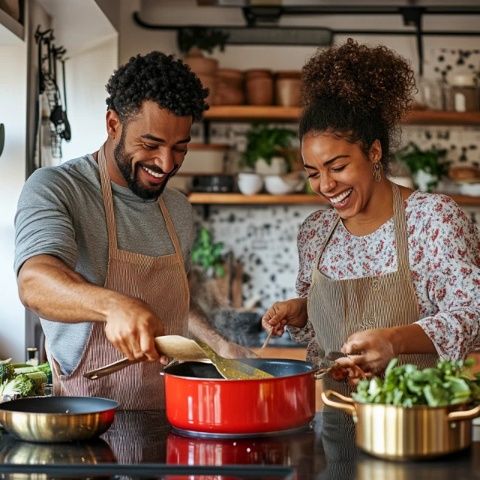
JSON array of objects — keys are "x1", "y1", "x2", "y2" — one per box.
[{"x1": 290, "y1": 191, "x2": 480, "y2": 360}]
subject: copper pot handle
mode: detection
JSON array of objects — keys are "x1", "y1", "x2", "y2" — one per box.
[
  {"x1": 447, "y1": 403, "x2": 480, "y2": 422},
  {"x1": 321, "y1": 389, "x2": 357, "y2": 416}
]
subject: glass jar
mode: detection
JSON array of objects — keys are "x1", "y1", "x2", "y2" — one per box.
[{"x1": 445, "y1": 73, "x2": 480, "y2": 112}]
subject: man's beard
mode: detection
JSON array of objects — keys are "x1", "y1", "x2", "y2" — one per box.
[{"x1": 113, "y1": 131, "x2": 171, "y2": 200}]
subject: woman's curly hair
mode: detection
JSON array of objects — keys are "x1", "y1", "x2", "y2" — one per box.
[
  {"x1": 105, "y1": 51, "x2": 208, "y2": 122},
  {"x1": 299, "y1": 38, "x2": 416, "y2": 168}
]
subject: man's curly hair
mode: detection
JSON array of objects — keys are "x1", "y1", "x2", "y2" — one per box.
[
  {"x1": 299, "y1": 38, "x2": 416, "y2": 168},
  {"x1": 105, "y1": 51, "x2": 208, "y2": 122}
]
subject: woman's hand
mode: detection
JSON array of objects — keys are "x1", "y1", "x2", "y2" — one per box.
[
  {"x1": 261, "y1": 297, "x2": 308, "y2": 336},
  {"x1": 340, "y1": 328, "x2": 397, "y2": 375}
]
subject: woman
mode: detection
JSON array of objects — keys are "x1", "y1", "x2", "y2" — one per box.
[{"x1": 262, "y1": 39, "x2": 480, "y2": 386}]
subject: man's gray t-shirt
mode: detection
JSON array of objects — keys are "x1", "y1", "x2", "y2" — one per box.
[{"x1": 14, "y1": 154, "x2": 194, "y2": 374}]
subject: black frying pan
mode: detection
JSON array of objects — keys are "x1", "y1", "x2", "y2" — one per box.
[{"x1": 0, "y1": 396, "x2": 118, "y2": 443}]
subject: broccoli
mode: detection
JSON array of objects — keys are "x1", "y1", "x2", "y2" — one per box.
[
  {"x1": 0, "y1": 374, "x2": 34, "y2": 398},
  {"x1": 0, "y1": 362, "x2": 15, "y2": 384}
]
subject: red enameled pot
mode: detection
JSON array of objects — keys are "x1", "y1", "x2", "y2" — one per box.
[{"x1": 162, "y1": 358, "x2": 316, "y2": 435}]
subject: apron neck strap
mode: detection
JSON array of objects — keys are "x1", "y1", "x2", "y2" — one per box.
[
  {"x1": 98, "y1": 144, "x2": 119, "y2": 252},
  {"x1": 391, "y1": 183, "x2": 410, "y2": 272}
]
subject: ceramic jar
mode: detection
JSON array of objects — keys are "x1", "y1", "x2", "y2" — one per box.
[
  {"x1": 214, "y1": 69, "x2": 244, "y2": 105},
  {"x1": 275, "y1": 71, "x2": 302, "y2": 107},
  {"x1": 245, "y1": 69, "x2": 274, "y2": 106},
  {"x1": 445, "y1": 73, "x2": 480, "y2": 112},
  {"x1": 183, "y1": 48, "x2": 218, "y2": 105}
]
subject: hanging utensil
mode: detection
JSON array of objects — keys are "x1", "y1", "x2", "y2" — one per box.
[{"x1": 83, "y1": 335, "x2": 273, "y2": 381}]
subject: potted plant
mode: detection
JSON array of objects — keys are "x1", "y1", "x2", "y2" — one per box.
[
  {"x1": 395, "y1": 142, "x2": 449, "y2": 192},
  {"x1": 242, "y1": 123, "x2": 297, "y2": 175},
  {"x1": 191, "y1": 226, "x2": 225, "y2": 279},
  {"x1": 178, "y1": 27, "x2": 229, "y2": 57},
  {"x1": 178, "y1": 27, "x2": 229, "y2": 104}
]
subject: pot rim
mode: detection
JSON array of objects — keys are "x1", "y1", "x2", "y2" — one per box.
[
  {"x1": 353, "y1": 400, "x2": 475, "y2": 411},
  {"x1": 163, "y1": 359, "x2": 317, "y2": 382}
]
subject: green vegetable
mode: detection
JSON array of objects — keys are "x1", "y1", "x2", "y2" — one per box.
[
  {"x1": 352, "y1": 358, "x2": 480, "y2": 407},
  {"x1": 0, "y1": 358, "x2": 52, "y2": 399},
  {"x1": 0, "y1": 374, "x2": 34, "y2": 398},
  {"x1": 0, "y1": 363, "x2": 15, "y2": 384}
]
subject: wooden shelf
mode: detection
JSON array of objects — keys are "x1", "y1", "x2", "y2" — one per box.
[
  {"x1": 189, "y1": 192, "x2": 480, "y2": 207},
  {"x1": 0, "y1": 7, "x2": 23, "y2": 43},
  {"x1": 203, "y1": 106, "x2": 480, "y2": 125}
]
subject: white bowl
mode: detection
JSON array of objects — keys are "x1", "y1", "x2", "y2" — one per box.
[
  {"x1": 237, "y1": 172, "x2": 263, "y2": 195},
  {"x1": 264, "y1": 173, "x2": 305, "y2": 195}
]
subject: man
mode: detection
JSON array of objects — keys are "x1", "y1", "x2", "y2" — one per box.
[{"x1": 15, "y1": 51, "x2": 249, "y2": 410}]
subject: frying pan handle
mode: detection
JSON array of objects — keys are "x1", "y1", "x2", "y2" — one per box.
[
  {"x1": 321, "y1": 390, "x2": 357, "y2": 416},
  {"x1": 447, "y1": 403, "x2": 480, "y2": 422},
  {"x1": 83, "y1": 357, "x2": 138, "y2": 380}
]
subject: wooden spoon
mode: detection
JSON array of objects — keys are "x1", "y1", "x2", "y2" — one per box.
[{"x1": 83, "y1": 335, "x2": 273, "y2": 381}]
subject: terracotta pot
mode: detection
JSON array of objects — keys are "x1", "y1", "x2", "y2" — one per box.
[
  {"x1": 214, "y1": 68, "x2": 244, "y2": 105},
  {"x1": 244, "y1": 69, "x2": 273, "y2": 105},
  {"x1": 196, "y1": 73, "x2": 217, "y2": 106},
  {"x1": 183, "y1": 48, "x2": 218, "y2": 76},
  {"x1": 275, "y1": 71, "x2": 302, "y2": 107}
]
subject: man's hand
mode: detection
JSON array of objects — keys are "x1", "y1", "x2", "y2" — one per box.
[
  {"x1": 340, "y1": 328, "x2": 397, "y2": 375},
  {"x1": 104, "y1": 297, "x2": 167, "y2": 363},
  {"x1": 261, "y1": 297, "x2": 308, "y2": 336}
]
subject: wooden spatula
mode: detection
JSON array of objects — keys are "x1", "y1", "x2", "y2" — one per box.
[{"x1": 83, "y1": 335, "x2": 273, "y2": 381}]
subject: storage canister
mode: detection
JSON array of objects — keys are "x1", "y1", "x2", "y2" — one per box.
[
  {"x1": 275, "y1": 71, "x2": 302, "y2": 107},
  {"x1": 245, "y1": 69, "x2": 274, "y2": 106},
  {"x1": 446, "y1": 73, "x2": 479, "y2": 112}
]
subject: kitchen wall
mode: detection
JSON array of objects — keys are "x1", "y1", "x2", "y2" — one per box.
[
  {"x1": 117, "y1": 0, "x2": 480, "y2": 309},
  {"x1": 0, "y1": 43, "x2": 27, "y2": 360},
  {"x1": 0, "y1": 0, "x2": 117, "y2": 359}
]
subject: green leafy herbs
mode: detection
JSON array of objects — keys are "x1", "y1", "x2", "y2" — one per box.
[
  {"x1": 0, "y1": 359, "x2": 52, "y2": 399},
  {"x1": 242, "y1": 124, "x2": 297, "y2": 170},
  {"x1": 178, "y1": 27, "x2": 229, "y2": 55},
  {"x1": 395, "y1": 142, "x2": 449, "y2": 192},
  {"x1": 352, "y1": 358, "x2": 480, "y2": 408},
  {"x1": 191, "y1": 227, "x2": 225, "y2": 278}
]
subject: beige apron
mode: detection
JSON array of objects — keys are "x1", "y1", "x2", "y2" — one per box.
[
  {"x1": 308, "y1": 184, "x2": 437, "y2": 394},
  {"x1": 52, "y1": 145, "x2": 189, "y2": 410}
]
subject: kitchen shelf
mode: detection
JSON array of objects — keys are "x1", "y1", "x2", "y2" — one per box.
[
  {"x1": 189, "y1": 192, "x2": 480, "y2": 207},
  {"x1": 203, "y1": 106, "x2": 480, "y2": 125},
  {"x1": 0, "y1": 7, "x2": 23, "y2": 43}
]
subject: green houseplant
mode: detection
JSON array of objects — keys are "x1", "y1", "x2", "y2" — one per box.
[
  {"x1": 395, "y1": 142, "x2": 449, "y2": 192},
  {"x1": 242, "y1": 123, "x2": 297, "y2": 172},
  {"x1": 177, "y1": 27, "x2": 229, "y2": 55},
  {"x1": 191, "y1": 227, "x2": 225, "y2": 278}
]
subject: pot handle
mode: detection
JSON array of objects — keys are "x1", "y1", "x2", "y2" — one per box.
[
  {"x1": 321, "y1": 390, "x2": 356, "y2": 416},
  {"x1": 447, "y1": 403, "x2": 480, "y2": 422}
]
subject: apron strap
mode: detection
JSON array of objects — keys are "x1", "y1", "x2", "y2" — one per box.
[
  {"x1": 314, "y1": 214, "x2": 340, "y2": 273},
  {"x1": 97, "y1": 144, "x2": 119, "y2": 253},
  {"x1": 158, "y1": 198, "x2": 185, "y2": 262},
  {"x1": 391, "y1": 183, "x2": 411, "y2": 274}
]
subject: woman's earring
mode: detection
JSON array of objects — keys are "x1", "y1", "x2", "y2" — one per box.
[{"x1": 372, "y1": 162, "x2": 383, "y2": 182}]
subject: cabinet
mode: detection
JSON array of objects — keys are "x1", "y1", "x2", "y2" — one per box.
[{"x1": 191, "y1": 106, "x2": 480, "y2": 207}]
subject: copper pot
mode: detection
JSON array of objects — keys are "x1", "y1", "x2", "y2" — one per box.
[{"x1": 322, "y1": 389, "x2": 480, "y2": 460}]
